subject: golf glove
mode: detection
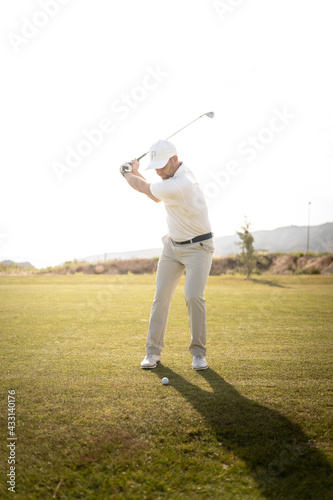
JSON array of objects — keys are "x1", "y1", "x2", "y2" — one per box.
[{"x1": 120, "y1": 162, "x2": 133, "y2": 176}]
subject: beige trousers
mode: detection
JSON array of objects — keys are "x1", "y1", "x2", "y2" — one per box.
[{"x1": 146, "y1": 235, "x2": 214, "y2": 357}]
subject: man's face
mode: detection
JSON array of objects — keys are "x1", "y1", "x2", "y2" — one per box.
[{"x1": 155, "y1": 156, "x2": 179, "y2": 180}]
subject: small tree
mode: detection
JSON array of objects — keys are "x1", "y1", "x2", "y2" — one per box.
[{"x1": 236, "y1": 218, "x2": 255, "y2": 279}]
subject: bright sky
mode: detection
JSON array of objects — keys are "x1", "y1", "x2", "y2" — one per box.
[{"x1": 1, "y1": 0, "x2": 332, "y2": 268}]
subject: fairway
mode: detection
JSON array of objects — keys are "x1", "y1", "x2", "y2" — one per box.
[{"x1": 1, "y1": 274, "x2": 333, "y2": 499}]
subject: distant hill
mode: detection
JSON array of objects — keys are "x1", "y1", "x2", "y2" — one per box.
[
  {"x1": 81, "y1": 223, "x2": 333, "y2": 263},
  {"x1": 214, "y1": 223, "x2": 333, "y2": 256},
  {"x1": 0, "y1": 259, "x2": 34, "y2": 268},
  {"x1": 81, "y1": 247, "x2": 162, "y2": 263}
]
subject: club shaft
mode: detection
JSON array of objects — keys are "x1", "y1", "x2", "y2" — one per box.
[
  {"x1": 137, "y1": 151, "x2": 148, "y2": 161},
  {"x1": 166, "y1": 114, "x2": 207, "y2": 141},
  {"x1": 137, "y1": 113, "x2": 209, "y2": 161}
]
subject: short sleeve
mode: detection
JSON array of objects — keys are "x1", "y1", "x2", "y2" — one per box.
[{"x1": 150, "y1": 179, "x2": 184, "y2": 205}]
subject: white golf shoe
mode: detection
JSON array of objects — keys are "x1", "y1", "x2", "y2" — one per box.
[
  {"x1": 141, "y1": 354, "x2": 161, "y2": 369},
  {"x1": 192, "y1": 355, "x2": 208, "y2": 370}
]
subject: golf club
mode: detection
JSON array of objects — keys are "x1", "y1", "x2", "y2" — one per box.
[{"x1": 137, "y1": 112, "x2": 215, "y2": 161}]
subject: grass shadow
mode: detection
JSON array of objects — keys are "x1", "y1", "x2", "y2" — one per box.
[
  {"x1": 153, "y1": 366, "x2": 332, "y2": 499},
  {"x1": 251, "y1": 278, "x2": 288, "y2": 288}
]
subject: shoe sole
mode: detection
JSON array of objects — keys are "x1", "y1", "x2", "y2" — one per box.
[
  {"x1": 141, "y1": 360, "x2": 161, "y2": 369},
  {"x1": 193, "y1": 365, "x2": 209, "y2": 371}
]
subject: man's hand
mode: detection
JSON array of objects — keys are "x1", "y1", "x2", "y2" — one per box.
[
  {"x1": 119, "y1": 162, "x2": 133, "y2": 176},
  {"x1": 130, "y1": 158, "x2": 140, "y2": 175},
  {"x1": 120, "y1": 159, "x2": 140, "y2": 177}
]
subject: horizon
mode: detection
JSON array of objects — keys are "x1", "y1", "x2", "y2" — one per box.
[{"x1": 2, "y1": 221, "x2": 332, "y2": 269}]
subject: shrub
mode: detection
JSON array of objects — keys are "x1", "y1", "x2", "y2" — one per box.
[{"x1": 296, "y1": 267, "x2": 321, "y2": 275}]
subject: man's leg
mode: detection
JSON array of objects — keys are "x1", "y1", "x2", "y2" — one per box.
[
  {"x1": 146, "y1": 237, "x2": 184, "y2": 355},
  {"x1": 182, "y1": 241, "x2": 214, "y2": 357}
]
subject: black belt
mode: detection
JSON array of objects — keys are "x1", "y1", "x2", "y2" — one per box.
[{"x1": 172, "y1": 232, "x2": 213, "y2": 245}]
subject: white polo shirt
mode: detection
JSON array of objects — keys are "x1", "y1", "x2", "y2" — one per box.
[{"x1": 150, "y1": 163, "x2": 211, "y2": 242}]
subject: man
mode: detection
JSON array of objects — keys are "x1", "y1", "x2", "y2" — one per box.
[{"x1": 120, "y1": 139, "x2": 214, "y2": 370}]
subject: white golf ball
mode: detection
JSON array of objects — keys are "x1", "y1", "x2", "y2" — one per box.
[{"x1": 161, "y1": 377, "x2": 169, "y2": 385}]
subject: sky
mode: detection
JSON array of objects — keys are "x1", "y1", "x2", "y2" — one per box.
[{"x1": 0, "y1": 0, "x2": 332, "y2": 268}]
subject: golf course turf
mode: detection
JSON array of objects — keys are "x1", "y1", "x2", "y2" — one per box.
[{"x1": 1, "y1": 274, "x2": 332, "y2": 499}]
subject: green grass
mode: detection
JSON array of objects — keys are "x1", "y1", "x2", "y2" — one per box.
[{"x1": 1, "y1": 274, "x2": 332, "y2": 499}]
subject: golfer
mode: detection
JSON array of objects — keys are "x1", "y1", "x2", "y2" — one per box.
[{"x1": 121, "y1": 140, "x2": 214, "y2": 370}]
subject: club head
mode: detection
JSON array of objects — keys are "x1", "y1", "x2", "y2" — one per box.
[{"x1": 206, "y1": 111, "x2": 215, "y2": 119}]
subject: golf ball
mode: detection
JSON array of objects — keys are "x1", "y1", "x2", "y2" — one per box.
[{"x1": 161, "y1": 377, "x2": 169, "y2": 385}]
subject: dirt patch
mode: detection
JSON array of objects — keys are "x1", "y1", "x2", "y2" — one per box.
[
  {"x1": 299, "y1": 256, "x2": 332, "y2": 272},
  {"x1": 210, "y1": 257, "x2": 242, "y2": 275},
  {"x1": 79, "y1": 428, "x2": 147, "y2": 466},
  {"x1": 322, "y1": 262, "x2": 333, "y2": 275},
  {"x1": 269, "y1": 255, "x2": 296, "y2": 275},
  {"x1": 73, "y1": 263, "x2": 94, "y2": 274}
]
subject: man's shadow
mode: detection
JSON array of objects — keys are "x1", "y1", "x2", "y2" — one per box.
[{"x1": 153, "y1": 367, "x2": 332, "y2": 499}]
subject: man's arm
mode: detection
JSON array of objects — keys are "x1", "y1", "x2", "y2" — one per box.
[{"x1": 123, "y1": 159, "x2": 161, "y2": 203}]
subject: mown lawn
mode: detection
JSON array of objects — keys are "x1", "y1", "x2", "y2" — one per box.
[{"x1": 0, "y1": 274, "x2": 332, "y2": 499}]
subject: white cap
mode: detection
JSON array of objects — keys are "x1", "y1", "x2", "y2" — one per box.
[{"x1": 146, "y1": 140, "x2": 177, "y2": 170}]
